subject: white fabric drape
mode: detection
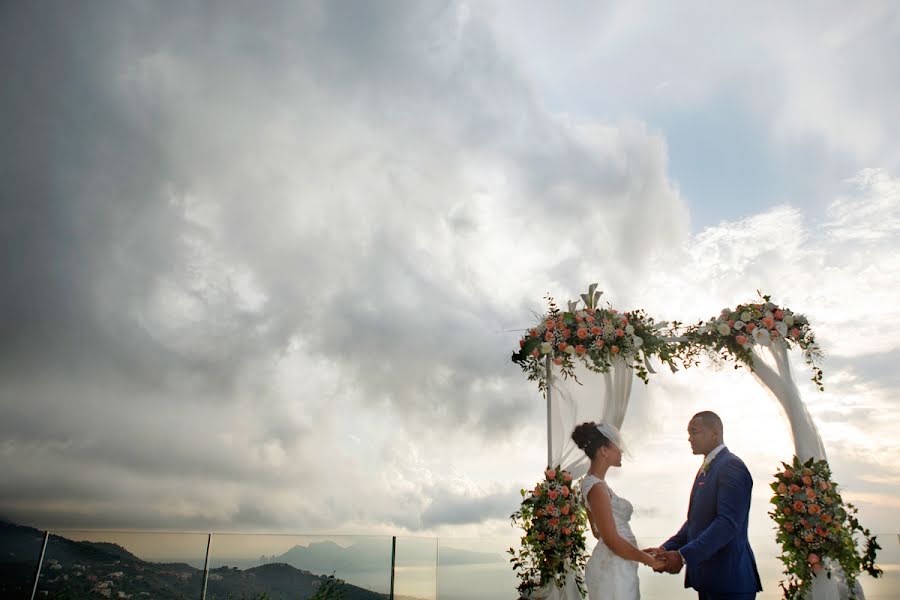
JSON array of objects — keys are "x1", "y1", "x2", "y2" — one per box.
[
  {"x1": 750, "y1": 339, "x2": 863, "y2": 600},
  {"x1": 524, "y1": 357, "x2": 635, "y2": 600},
  {"x1": 548, "y1": 356, "x2": 634, "y2": 477}
]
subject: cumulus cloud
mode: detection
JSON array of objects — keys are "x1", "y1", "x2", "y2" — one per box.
[
  {"x1": 0, "y1": 1, "x2": 897, "y2": 539},
  {"x1": 0, "y1": 1, "x2": 685, "y2": 532}
]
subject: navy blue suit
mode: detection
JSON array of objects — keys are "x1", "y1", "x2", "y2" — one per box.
[{"x1": 663, "y1": 448, "x2": 762, "y2": 600}]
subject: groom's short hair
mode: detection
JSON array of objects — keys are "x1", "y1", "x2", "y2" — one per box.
[{"x1": 693, "y1": 411, "x2": 723, "y2": 434}]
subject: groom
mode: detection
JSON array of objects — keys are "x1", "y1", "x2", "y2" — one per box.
[{"x1": 645, "y1": 411, "x2": 762, "y2": 600}]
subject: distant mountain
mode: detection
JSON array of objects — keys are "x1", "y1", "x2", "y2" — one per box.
[{"x1": 0, "y1": 521, "x2": 402, "y2": 600}]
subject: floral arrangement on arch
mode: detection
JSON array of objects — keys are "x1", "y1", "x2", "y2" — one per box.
[
  {"x1": 679, "y1": 293, "x2": 825, "y2": 390},
  {"x1": 511, "y1": 284, "x2": 677, "y2": 390},
  {"x1": 769, "y1": 456, "x2": 881, "y2": 600},
  {"x1": 508, "y1": 467, "x2": 589, "y2": 597}
]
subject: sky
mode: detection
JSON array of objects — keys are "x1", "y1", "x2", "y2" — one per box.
[{"x1": 1, "y1": 0, "x2": 898, "y2": 553}]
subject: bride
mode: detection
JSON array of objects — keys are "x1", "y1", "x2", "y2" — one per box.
[{"x1": 572, "y1": 422, "x2": 665, "y2": 599}]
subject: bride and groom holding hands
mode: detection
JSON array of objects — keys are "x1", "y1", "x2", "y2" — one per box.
[{"x1": 574, "y1": 411, "x2": 763, "y2": 600}]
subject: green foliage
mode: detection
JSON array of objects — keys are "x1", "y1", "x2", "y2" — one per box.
[
  {"x1": 769, "y1": 456, "x2": 882, "y2": 599},
  {"x1": 508, "y1": 467, "x2": 588, "y2": 596},
  {"x1": 310, "y1": 573, "x2": 346, "y2": 600},
  {"x1": 511, "y1": 286, "x2": 678, "y2": 392},
  {"x1": 678, "y1": 292, "x2": 825, "y2": 390}
]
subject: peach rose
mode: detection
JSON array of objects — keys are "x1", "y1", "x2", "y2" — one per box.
[
  {"x1": 533, "y1": 486, "x2": 542, "y2": 497},
  {"x1": 800, "y1": 518, "x2": 809, "y2": 528},
  {"x1": 774, "y1": 309, "x2": 785, "y2": 320},
  {"x1": 802, "y1": 475, "x2": 813, "y2": 486},
  {"x1": 812, "y1": 562, "x2": 824, "y2": 574},
  {"x1": 804, "y1": 533, "x2": 815, "y2": 543},
  {"x1": 575, "y1": 345, "x2": 587, "y2": 355},
  {"x1": 544, "y1": 331, "x2": 555, "y2": 342},
  {"x1": 746, "y1": 322, "x2": 757, "y2": 332},
  {"x1": 784, "y1": 522, "x2": 794, "y2": 532},
  {"x1": 790, "y1": 484, "x2": 801, "y2": 494},
  {"x1": 823, "y1": 496, "x2": 834, "y2": 505},
  {"x1": 577, "y1": 328, "x2": 589, "y2": 339},
  {"x1": 591, "y1": 326, "x2": 602, "y2": 335},
  {"x1": 791, "y1": 327, "x2": 801, "y2": 339},
  {"x1": 562, "y1": 527, "x2": 571, "y2": 536},
  {"x1": 560, "y1": 505, "x2": 570, "y2": 515},
  {"x1": 793, "y1": 501, "x2": 806, "y2": 512},
  {"x1": 816, "y1": 526, "x2": 828, "y2": 537},
  {"x1": 561, "y1": 328, "x2": 572, "y2": 338},
  {"x1": 546, "y1": 468, "x2": 557, "y2": 479},
  {"x1": 529, "y1": 328, "x2": 539, "y2": 338},
  {"x1": 537, "y1": 532, "x2": 545, "y2": 541},
  {"x1": 570, "y1": 514, "x2": 577, "y2": 522},
  {"x1": 531, "y1": 350, "x2": 540, "y2": 358},
  {"x1": 809, "y1": 504, "x2": 821, "y2": 515},
  {"x1": 548, "y1": 490, "x2": 559, "y2": 501},
  {"x1": 595, "y1": 339, "x2": 605, "y2": 348},
  {"x1": 806, "y1": 488, "x2": 817, "y2": 500},
  {"x1": 735, "y1": 334, "x2": 749, "y2": 345},
  {"x1": 563, "y1": 472, "x2": 573, "y2": 482},
  {"x1": 784, "y1": 469, "x2": 794, "y2": 478},
  {"x1": 611, "y1": 345, "x2": 620, "y2": 354},
  {"x1": 561, "y1": 486, "x2": 570, "y2": 497},
  {"x1": 808, "y1": 553, "x2": 820, "y2": 565},
  {"x1": 819, "y1": 481, "x2": 829, "y2": 491},
  {"x1": 549, "y1": 517, "x2": 560, "y2": 528},
  {"x1": 762, "y1": 317, "x2": 776, "y2": 329},
  {"x1": 777, "y1": 483, "x2": 787, "y2": 493},
  {"x1": 575, "y1": 314, "x2": 584, "y2": 323},
  {"x1": 783, "y1": 507, "x2": 792, "y2": 515},
  {"x1": 822, "y1": 514, "x2": 833, "y2": 523},
  {"x1": 553, "y1": 357, "x2": 563, "y2": 365},
  {"x1": 615, "y1": 328, "x2": 625, "y2": 337}
]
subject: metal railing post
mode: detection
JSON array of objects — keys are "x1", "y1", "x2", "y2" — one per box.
[
  {"x1": 389, "y1": 535, "x2": 396, "y2": 600},
  {"x1": 30, "y1": 530, "x2": 50, "y2": 600},
  {"x1": 200, "y1": 533, "x2": 212, "y2": 600}
]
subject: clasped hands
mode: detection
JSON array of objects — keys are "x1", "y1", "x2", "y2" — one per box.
[{"x1": 642, "y1": 546, "x2": 684, "y2": 574}]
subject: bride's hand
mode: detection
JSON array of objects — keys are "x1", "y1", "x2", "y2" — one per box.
[{"x1": 643, "y1": 552, "x2": 668, "y2": 572}]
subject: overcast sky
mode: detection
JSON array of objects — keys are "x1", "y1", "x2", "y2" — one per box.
[{"x1": 1, "y1": 0, "x2": 898, "y2": 545}]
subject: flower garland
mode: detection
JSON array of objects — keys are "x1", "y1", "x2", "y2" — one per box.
[
  {"x1": 509, "y1": 467, "x2": 589, "y2": 597},
  {"x1": 511, "y1": 285, "x2": 677, "y2": 390},
  {"x1": 679, "y1": 293, "x2": 825, "y2": 390},
  {"x1": 770, "y1": 457, "x2": 882, "y2": 599}
]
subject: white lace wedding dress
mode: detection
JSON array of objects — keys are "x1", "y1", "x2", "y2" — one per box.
[{"x1": 582, "y1": 474, "x2": 640, "y2": 600}]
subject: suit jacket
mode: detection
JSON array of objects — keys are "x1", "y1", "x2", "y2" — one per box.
[{"x1": 663, "y1": 448, "x2": 762, "y2": 594}]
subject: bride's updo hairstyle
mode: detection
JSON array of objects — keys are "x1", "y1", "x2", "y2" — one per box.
[{"x1": 572, "y1": 422, "x2": 612, "y2": 460}]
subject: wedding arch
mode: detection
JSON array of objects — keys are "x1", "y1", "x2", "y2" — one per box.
[{"x1": 508, "y1": 285, "x2": 881, "y2": 600}]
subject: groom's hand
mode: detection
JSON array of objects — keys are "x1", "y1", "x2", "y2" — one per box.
[{"x1": 663, "y1": 550, "x2": 684, "y2": 574}]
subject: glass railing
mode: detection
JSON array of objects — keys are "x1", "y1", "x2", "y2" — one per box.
[{"x1": 5, "y1": 524, "x2": 897, "y2": 599}]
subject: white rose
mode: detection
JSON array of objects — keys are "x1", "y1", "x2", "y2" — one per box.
[
  {"x1": 565, "y1": 345, "x2": 576, "y2": 355},
  {"x1": 752, "y1": 327, "x2": 771, "y2": 347},
  {"x1": 775, "y1": 321, "x2": 788, "y2": 337},
  {"x1": 733, "y1": 320, "x2": 745, "y2": 330},
  {"x1": 784, "y1": 314, "x2": 795, "y2": 326},
  {"x1": 741, "y1": 311, "x2": 752, "y2": 322},
  {"x1": 716, "y1": 323, "x2": 731, "y2": 336},
  {"x1": 632, "y1": 336, "x2": 644, "y2": 348},
  {"x1": 699, "y1": 325, "x2": 709, "y2": 334},
  {"x1": 765, "y1": 311, "x2": 774, "y2": 319},
  {"x1": 625, "y1": 324, "x2": 635, "y2": 335},
  {"x1": 541, "y1": 342, "x2": 552, "y2": 354}
]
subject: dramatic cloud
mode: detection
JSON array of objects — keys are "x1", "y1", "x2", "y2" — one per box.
[{"x1": 0, "y1": 0, "x2": 897, "y2": 545}]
